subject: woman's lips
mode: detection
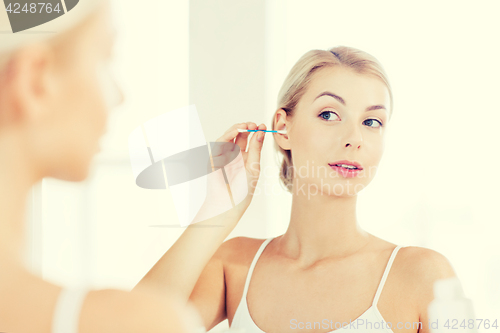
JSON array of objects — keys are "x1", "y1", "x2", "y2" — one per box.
[{"x1": 329, "y1": 164, "x2": 362, "y2": 178}]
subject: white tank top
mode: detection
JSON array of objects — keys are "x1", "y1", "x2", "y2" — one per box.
[
  {"x1": 231, "y1": 237, "x2": 404, "y2": 333},
  {"x1": 52, "y1": 286, "x2": 89, "y2": 333}
]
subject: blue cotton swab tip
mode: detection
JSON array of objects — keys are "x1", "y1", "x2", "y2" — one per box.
[{"x1": 237, "y1": 128, "x2": 287, "y2": 134}]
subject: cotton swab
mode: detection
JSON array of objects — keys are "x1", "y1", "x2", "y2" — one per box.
[{"x1": 237, "y1": 128, "x2": 287, "y2": 134}]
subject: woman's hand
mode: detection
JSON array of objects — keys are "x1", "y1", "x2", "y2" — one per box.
[{"x1": 205, "y1": 122, "x2": 266, "y2": 214}]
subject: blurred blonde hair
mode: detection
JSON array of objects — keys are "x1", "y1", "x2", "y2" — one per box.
[
  {"x1": 0, "y1": 0, "x2": 102, "y2": 70},
  {"x1": 271, "y1": 45, "x2": 393, "y2": 192}
]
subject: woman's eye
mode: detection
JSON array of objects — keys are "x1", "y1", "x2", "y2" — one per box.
[
  {"x1": 318, "y1": 111, "x2": 383, "y2": 128},
  {"x1": 364, "y1": 119, "x2": 383, "y2": 128},
  {"x1": 319, "y1": 111, "x2": 339, "y2": 121}
]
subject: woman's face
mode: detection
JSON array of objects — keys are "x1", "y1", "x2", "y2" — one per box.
[
  {"x1": 283, "y1": 66, "x2": 391, "y2": 197},
  {"x1": 37, "y1": 1, "x2": 123, "y2": 181}
]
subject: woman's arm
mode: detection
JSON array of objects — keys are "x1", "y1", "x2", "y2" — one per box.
[
  {"x1": 131, "y1": 122, "x2": 267, "y2": 311},
  {"x1": 132, "y1": 203, "x2": 244, "y2": 301},
  {"x1": 81, "y1": 288, "x2": 203, "y2": 333}
]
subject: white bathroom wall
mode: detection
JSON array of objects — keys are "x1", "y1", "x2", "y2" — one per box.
[{"x1": 189, "y1": 0, "x2": 269, "y2": 242}]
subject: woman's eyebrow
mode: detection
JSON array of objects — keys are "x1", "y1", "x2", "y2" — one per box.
[
  {"x1": 314, "y1": 91, "x2": 387, "y2": 112},
  {"x1": 314, "y1": 91, "x2": 345, "y2": 105}
]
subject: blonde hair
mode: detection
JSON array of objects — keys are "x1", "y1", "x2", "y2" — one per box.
[
  {"x1": 0, "y1": 0, "x2": 102, "y2": 54},
  {"x1": 0, "y1": 0, "x2": 103, "y2": 74},
  {"x1": 271, "y1": 45, "x2": 393, "y2": 192}
]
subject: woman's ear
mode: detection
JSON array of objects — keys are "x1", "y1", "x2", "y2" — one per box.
[
  {"x1": 274, "y1": 108, "x2": 291, "y2": 150},
  {"x1": 0, "y1": 42, "x2": 57, "y2": 127}
]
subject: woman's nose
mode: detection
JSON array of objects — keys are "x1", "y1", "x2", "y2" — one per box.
[
  {"x1": 115, "y1": 83, "x2": 125, "y2": 107},
  {"x1": 343, "y1": 124, "x2": 363, "y2": 148},
  {"x1": 109, "y1": 76, "x2": 125, "y2": 109}
]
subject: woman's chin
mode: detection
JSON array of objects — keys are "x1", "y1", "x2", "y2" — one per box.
[
  {"x1": 315, "y1": 178, "x2": 369, "y2": 197},
  {"x1": 53, "y1": 156, "x2": 93, "y2": 182},
  {"x1": 66, "y1": 164, "x2": 92, "y2": 182},
  {"x1": 49, "y1": 168, "x2": 88, "y2": 182},
  {"x1": 74, "y1": 168, "x2": 91, "y2": 182}
]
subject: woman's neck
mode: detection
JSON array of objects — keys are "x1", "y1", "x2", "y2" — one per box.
[
  {"x1": 278, "y1": 179, "x2": 372, "y2": 267},
  {"x1": 0, "y1": 133, "x2": 39, "y2": 265}
]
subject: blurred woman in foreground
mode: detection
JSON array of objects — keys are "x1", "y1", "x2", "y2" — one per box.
[{"x1": 0, "y1": 1, "x2": 202, "y2": 332}]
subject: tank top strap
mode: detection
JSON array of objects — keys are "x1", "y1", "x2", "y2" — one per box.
[
  {"x1": 372, "y1": 245, "x2": 404, "y2": 307},
  {"x1": 52, "y1": 286, "x2": 89, "y2": 333},
  {"x1": 241, "y1": 237, "x2": 274, "y2": 300}
]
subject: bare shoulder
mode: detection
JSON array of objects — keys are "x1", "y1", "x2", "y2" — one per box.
[
  {"x1": 397, "y1": 246, "x2": 457, "y2": 281},
  {"x1": 396, "y1": 246, "x2": 458, "y2": 319},
  {"x1": 80, "y1": 289, "x2": 194, "y2": 333},
  {"x1": 217, "y1": 236, "x2": 268, "y2": 266}
]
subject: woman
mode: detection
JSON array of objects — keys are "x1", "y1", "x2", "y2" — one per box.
[
  {"x1": 0, "y1": 1, "x2": 217, "y2": 332},
  {"x1": 135, "y1": 46, "x2": 458, "y2": 333}
]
